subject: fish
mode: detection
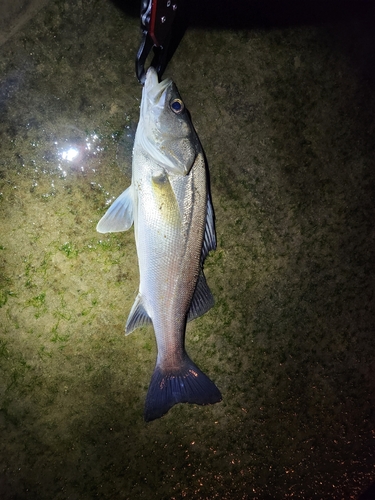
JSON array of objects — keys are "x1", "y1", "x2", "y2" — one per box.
[{"x1": 97, "y1": 67, "x2": 221, "y2": 421}]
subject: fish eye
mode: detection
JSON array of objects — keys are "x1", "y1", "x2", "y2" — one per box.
[{"x1": 170, "y1": 99, "x2": 184, "y2": 114}]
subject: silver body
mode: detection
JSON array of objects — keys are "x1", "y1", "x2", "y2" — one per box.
[{"x1": 97, "y1": 68, "x2": 221, "y2": 421}]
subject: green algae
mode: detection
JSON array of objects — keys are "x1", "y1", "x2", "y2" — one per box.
[
  {"x1": 59, "y1": 242, "x2": 79, "y2": 258},
  {"x1": 0, "y1": 0, "x2": 374, "y2": 499}
]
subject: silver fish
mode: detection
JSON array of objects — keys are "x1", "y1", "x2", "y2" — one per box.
[{"x1": 97, "y1": 67, "x2": 221, "y2": 421}]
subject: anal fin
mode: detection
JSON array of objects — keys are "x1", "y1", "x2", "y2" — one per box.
[{"x1": 125, "y1": 293, "x2": 152, "y2": 335}]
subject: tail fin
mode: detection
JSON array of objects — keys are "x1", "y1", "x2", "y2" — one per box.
[{"x1": 144, "y1": 356, "x2": 222, "y2": 422}]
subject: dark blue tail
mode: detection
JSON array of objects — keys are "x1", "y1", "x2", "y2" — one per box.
[{"x1": 144, "y1": 356, "x2": 222, "y2": 422}]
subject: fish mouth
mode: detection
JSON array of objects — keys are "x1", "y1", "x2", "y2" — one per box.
[{"x1": 143, "y1": 67, "x2": 172, "y2": 108}]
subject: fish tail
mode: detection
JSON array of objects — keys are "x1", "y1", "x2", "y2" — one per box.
[{"x1": 144, "y1": 356, "x2": 222, "y2": 422}]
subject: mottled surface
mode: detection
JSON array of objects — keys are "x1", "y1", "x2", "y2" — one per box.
[{"x1": 0, "y1": 0, "x2": 374, "y2": 498}]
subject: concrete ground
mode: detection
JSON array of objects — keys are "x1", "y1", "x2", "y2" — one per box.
[{"x1": 0, "y1": 0, "x2": 374, "y2": 498}]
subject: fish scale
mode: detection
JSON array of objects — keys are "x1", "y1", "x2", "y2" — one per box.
[{"x1": 97, "y1": 67, "x2": 221, "y2": 421}]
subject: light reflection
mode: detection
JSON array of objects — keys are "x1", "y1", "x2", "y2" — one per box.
[
  {"x1": 105, "y1": 196, "x2": 115, "y2": 206},
  {"x1": 55, "y1": 131, "x2": 105, "y2": 176},
  {"x1": 61, "y1": 147, "x2": 79, "y2": 162}
]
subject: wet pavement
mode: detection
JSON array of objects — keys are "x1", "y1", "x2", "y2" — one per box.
[{"x1": 0, "y1": 0, "x2": 374, "y2": 498}]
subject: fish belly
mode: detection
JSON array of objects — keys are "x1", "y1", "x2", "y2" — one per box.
[{"x1": 133, "y1": 151, "x2": 221, "y2": 421}]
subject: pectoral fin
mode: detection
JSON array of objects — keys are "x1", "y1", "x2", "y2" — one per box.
[{"x1": 96, "y1": 186, "x2": 134, "y2": 233}]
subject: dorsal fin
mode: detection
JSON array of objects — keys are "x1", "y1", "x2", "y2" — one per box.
[
  {"x1": 201, "y1": 193, "x2": 216, "y2": 264},
  {"x1": 187, "y1": 272, "x2": 214, "y2": 322}
]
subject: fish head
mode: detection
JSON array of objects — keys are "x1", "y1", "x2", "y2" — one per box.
[{"x1": 138, "y1": 67, "x2": 199, "y2": 176}]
